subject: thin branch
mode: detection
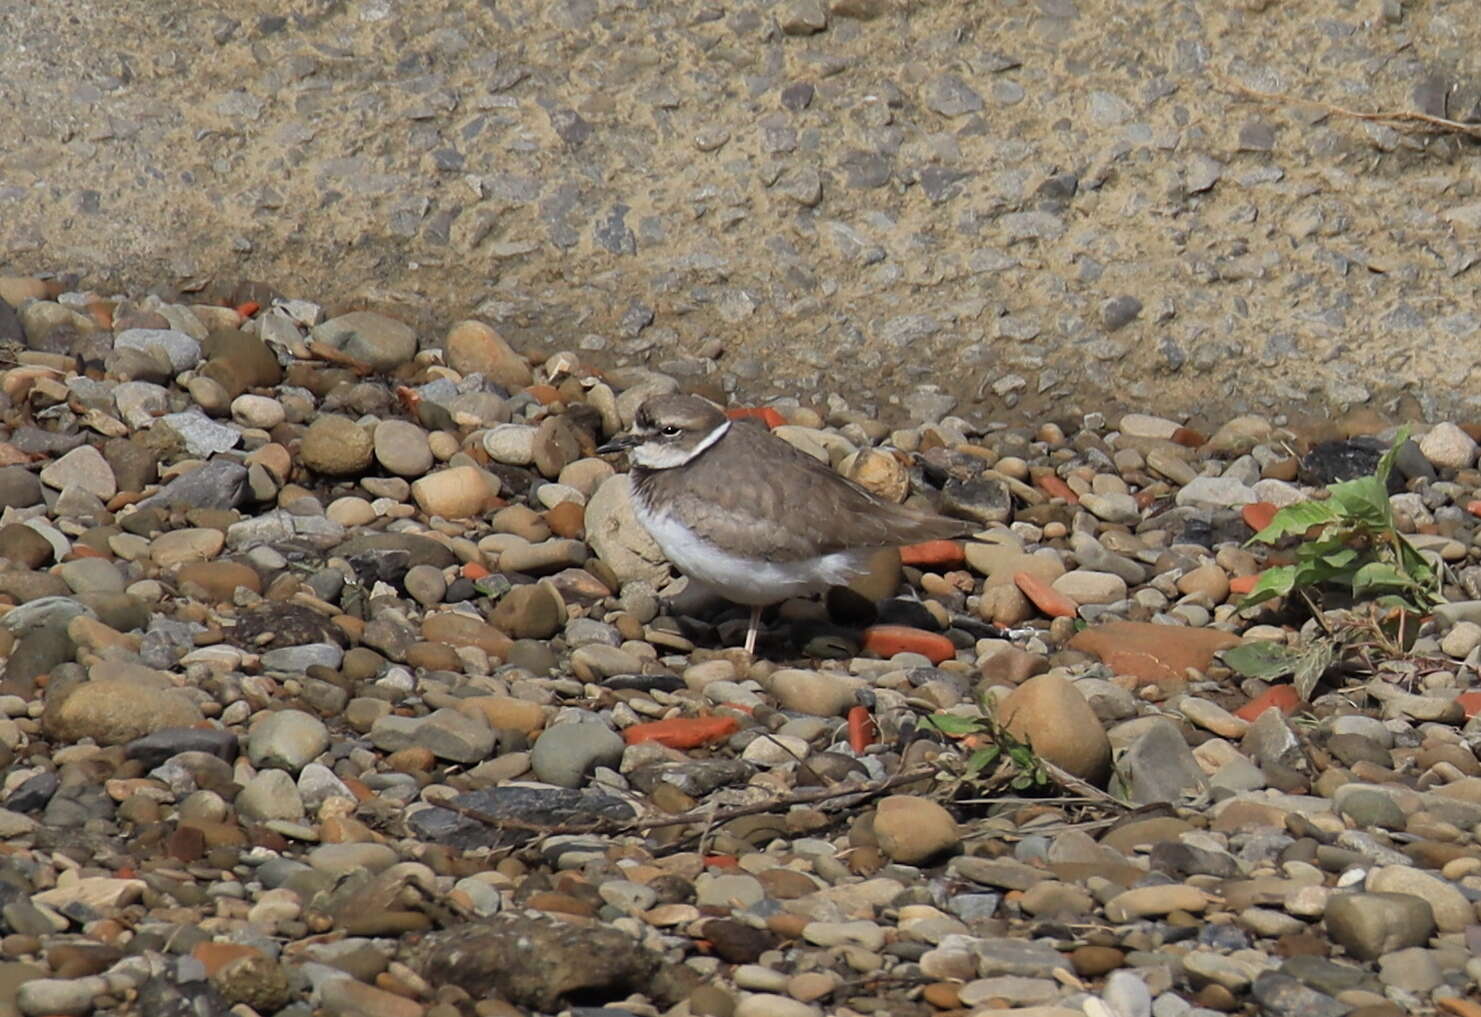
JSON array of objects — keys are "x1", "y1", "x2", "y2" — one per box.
[
  {"x1": 1215, "y1": 73, "x2": 1481, "y2": 138},
  {"x1": 432, "y1": 766, "x2": 942, "y2": 842}
]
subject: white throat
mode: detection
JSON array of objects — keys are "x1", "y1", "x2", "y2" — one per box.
[{"x1": 631, "y1": 420, "x2": 730, "y2": 469}]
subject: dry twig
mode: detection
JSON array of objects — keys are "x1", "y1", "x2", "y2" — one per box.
[
  {"x1": 435, "y1": 766, "x2": 942, "y2": 850},
  {"x1": 1215, "y1": 73, "x2": 1481, "y2": 139}
]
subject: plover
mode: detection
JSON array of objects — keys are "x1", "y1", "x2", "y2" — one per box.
[{"x1": 599, "y1": 394, "x2": 973, "y2": 653}]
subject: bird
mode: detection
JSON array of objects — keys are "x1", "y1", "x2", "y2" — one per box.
[{"x1": 597, "y1": 394, "x2": 974, "y2": 654}]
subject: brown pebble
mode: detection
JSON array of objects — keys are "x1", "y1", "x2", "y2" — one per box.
[
  {"x1": 922, "y1": 983, "x2": 962, "y2": 1009},
  {"x1": 544, "y1": 499, "x2": 586, "y2": 538},
  {"x1": 1, "y1": 935, "x2": 39, "y2": 958},
  {"x1": 1070, "y1": 944, "x2": 1124, "y2": 976},
  {"x1": 765, "y1": 913, "x2": 810, "y2": 941},
  {"x1": 1196, "y1": 983, "x2": 1238, "y2": 1011},
  {"x1": 1275, "y1": 932, "x2": 1328, "y2": 957},
  {"x1": 689, "y1": 984, "x2": 736, "y2": 1017},
  {"x1": 1259, "y1": 458, "x2": 1298, "y2": 483},
  {"x1": 404, "y1": 641, "x2": 463, "y2": 671},
  {"x1": 168, "y1": 825, "x2": 208, "y2": 863},
  {"x1": 523, "y1": 891, "x2": 596, "y2": 918},
  {"x1": 386, "y1": 747, "x2": 436, "y2": 774},
  {"x1": 46, "y1": 943, "x2": 122, "y2": 979}
]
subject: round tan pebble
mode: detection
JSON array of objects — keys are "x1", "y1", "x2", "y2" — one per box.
[
  {"x1": 404, "y1": 641, "x2": 464, "y2": 671},
  {"x1": 998, "y1": 673, "x2": 1112, "y2": 783},
  {"x1": 843, "y1": 449, "x2": 910, "y2": 503},
  {"x1": 411, "y1": 465, "x2": 499, "y2": 519},
  {"x1": 1177, "y1": 563, "x2": 1231, "y2": 602},
  {"x1": 872, "y1": 795, "x2": 960, "y2": 864},
  {"x1": 445, "y1": 320, "x2": 533, "y2": 389},
  {"x1": 326, "y1": 496, "x2": 377, "y2": 527},
  {"x1": 427, "y1": 430, "x2": 460, "y2": 461},
  {"x1": 231, "y1": 394, "x2": 286, "y2": 430},
  {"x1": 150, "y1": 527, "x2": 225, "y2": 567},
  {"x1": 301, "y1": 414, "x2": 374, "y2": 476}
]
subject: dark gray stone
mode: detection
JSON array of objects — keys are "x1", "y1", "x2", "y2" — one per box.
[
  {"x1": 136, "y1": 459, "x2": 248, "y2": 511},
  {"x1": 405, "y1": 786, "x2": 636, "y2": 849}
]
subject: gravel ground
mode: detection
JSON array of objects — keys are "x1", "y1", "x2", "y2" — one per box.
[
  {"x1": 4, "y1": 0, "x2": 1481, "y2": 423},
  {"x1": 0, "y1": 278, "x2": 1479, "y2": 1015}
]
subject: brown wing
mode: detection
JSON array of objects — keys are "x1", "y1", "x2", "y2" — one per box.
[{"x1": 653, "y1": 420, "x2": 972, "y2": 562}]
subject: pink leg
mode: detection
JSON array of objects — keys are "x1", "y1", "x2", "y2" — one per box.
[{"x1": 743, "y1": 604, "x2": 762, "y2": 654}]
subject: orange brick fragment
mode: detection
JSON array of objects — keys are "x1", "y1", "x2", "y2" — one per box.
[
  {"x1": 862, "y1": 624, "x2": 956, "y2": 664},
  {"x1": 1228, "y1": 573, "x2": 1261, "y2": 596},
  {"x1": 900, "y1": 539, "x2": 965, "y2": 567},
  {"x1": 1014, "y1": 571, "x2": 1078, "y2": 619},
  {"x1": 1033, "y1": 472, "x2": 1079, "y2": 503},
  {"x1": 726, "y1": 406, "x2": 786, "y2": 430},
  {"x1": 1242, "y1": 502, "x2": 1278, "y2": 533},
  {"x1": 847, "y1": 705, "x2": 877, "y2": 752},
  {"x1": 1234, "y1": 685, "x2": 1301, "y2": 722},
  {"x1": 1457, "y1": 691, "x2": 1481, "y2": 719},
  {"x1": 622, "y1": 715, "x2": 739, "y2": 748}
]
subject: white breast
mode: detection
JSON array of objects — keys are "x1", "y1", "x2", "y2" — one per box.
[{"x1": 633, "y1": 501, "x2": 871, "y2": 606}]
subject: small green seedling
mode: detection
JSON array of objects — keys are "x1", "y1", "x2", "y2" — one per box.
[
  {"x1": 921, "y1": 711, "x2": 1050, "y2": 791},
  {"x1": 1241, "y1": 427, "x2": 1440, "y2": 616}
]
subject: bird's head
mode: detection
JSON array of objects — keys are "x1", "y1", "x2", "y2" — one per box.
[{"x1": 597, "y1": 394, "x2": 731, "y2": 469}]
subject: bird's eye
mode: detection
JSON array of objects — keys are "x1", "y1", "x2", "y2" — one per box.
[{"x1": 660, "y1": 425, "x2": 681, "y2": 436}]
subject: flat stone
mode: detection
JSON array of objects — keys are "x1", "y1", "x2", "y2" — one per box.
[
  {"x1": 1324, "y1": 891, "x2": 1435, "y2": 961},
  {"x1": 248, "y1": 710, "x2": 331, "y2": 774},
  {"x1": 530, "y1": 720, "x2": 624, "y2": 788},
  {"x1": 39, "y1": 444, "x2": 115, "y2": 499},
  {"x1": 1070, "y1": 621, "x2": 1241, "y2": 687}
]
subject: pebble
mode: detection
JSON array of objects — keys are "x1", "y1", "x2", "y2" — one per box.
[
  {"x1": 1420, "y1": 422, "x2": 1477, "y2": 470},
  {"x1": 374, "y1": 419, "x2": 434, "y2": 477},
  {"x1": 412, "y1": 465, "x2": 498, "y2": 518},
  {"x1": 530, "y1": 720, "x2": 625, "y2": 787},
  {"x1": 872, "y1": 795, "x2": 960, "y2": 864},
  {"x1": 301, "y1": 415, "x2": 374, "y2": 475},
  {"x1": 248, "y1": 710, "x2": 331, "y2": 773}
]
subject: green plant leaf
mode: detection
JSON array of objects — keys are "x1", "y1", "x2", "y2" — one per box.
[
  {"x1": 1326, "y1": 475, "x2": 1392, "y2": 530},
  {"x1": 1374, "y1": 425, "x2": 1412, "y2": 486},
  {"x1": 966, "y1": 745, "x2": 999, "y2": 774},
  {"x1": 1351, "y1": 560, "x2": 1418, "y2": 595},
  {"x1": 1292, "y1": 639, "x2": 1336, "y2": 701},
  {"x1": 922, "y1": 714, "x2": 982, "y2": 736},
  {"x1": 1239, "y1": 565, "x2": 1299, "y2": 607},
  {"x1": 1221, "y1": 641, "x2": 1301, "y2": 679},
  {"x1": 1317, "y1": 546, "x2": 1360, "y2": 570},
  {"x1": 1247, "y1": 500, "x2": 1341, "y2": 545}
]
